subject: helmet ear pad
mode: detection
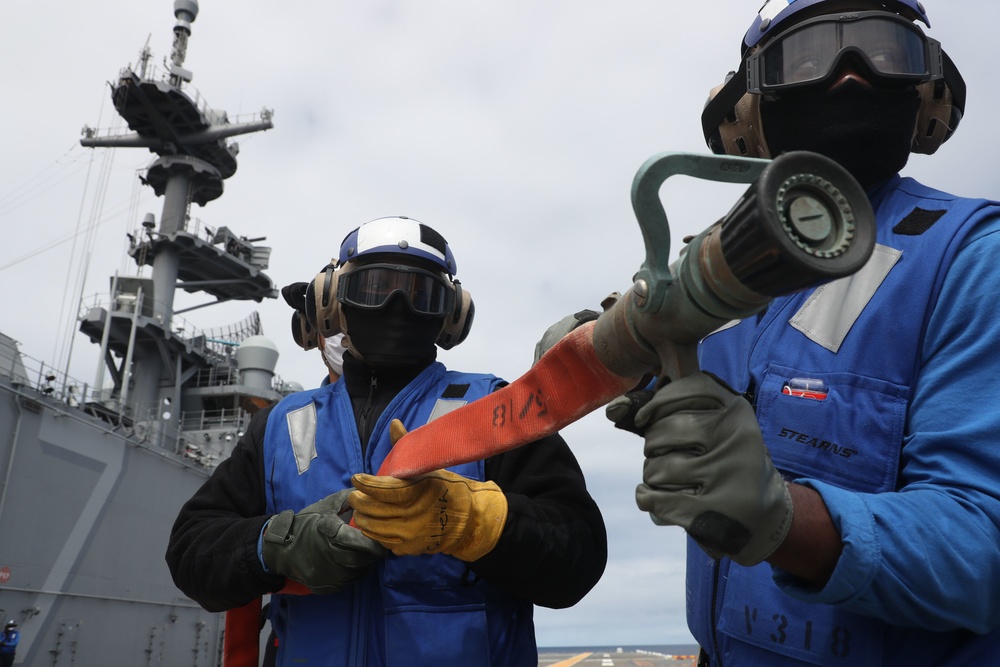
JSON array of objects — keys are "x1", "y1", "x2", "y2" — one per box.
[
  {"x1": 290, "y1": 310, "x2": 318, "y2": 350},
  {"x1": 911, "y1": 76, "x2": 960, "y2": 155},
  {"x1": 708, "y1": 81, "x2": 771, "y2": 158},
  {"x1": 437, "y1": 280, "x2": 474, "y2": 350},
  {"x1": 306, "y1": 263, "x2": 343, "y2": 338}
]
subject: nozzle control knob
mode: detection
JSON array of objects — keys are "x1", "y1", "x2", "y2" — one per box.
[{"x1": 719, "y1": 151, "x2": 875, "y2": 297}]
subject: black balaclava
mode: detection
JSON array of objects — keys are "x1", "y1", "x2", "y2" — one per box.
[
  {"x1": 761, "y1": 78, "x2": 921, "y2": 189},
  {"x1": 342, "y1": 295, "x2": 442, "y2": 370}
]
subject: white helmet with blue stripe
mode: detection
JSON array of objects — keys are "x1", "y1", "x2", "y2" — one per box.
[
  {"x1": 306, "y1": 216, "x2": 474, "y2": 350},
  {"x1": 338, "y1": 216, "x2": 457, "y2": 275}
]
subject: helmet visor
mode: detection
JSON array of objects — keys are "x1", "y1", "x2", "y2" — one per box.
[
  {"x1": 337, "y1": 263, "x2": 454, "y2": 316},
  {"x1": 747, "y1": 12, "x2": 942, "y2": 93}
]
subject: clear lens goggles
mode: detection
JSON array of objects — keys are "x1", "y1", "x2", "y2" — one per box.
[
  {"x1": 746, "y1": 11, "x2": 943, "y2": 93},
  {"x1": 337, "y1": 263, "x2": 454, "y2": 316}
]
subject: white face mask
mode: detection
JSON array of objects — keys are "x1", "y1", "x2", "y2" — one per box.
[{"x1": 322, "y1": 333, "x2": 347, "y2": 377}]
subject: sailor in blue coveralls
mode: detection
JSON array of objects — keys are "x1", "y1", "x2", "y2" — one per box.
[
  {"x1": 579, "y1": 1, "x2": 1000, "y2": 665},
  {"x1": 0, "y1": 621, "x2": 20, "y2": 667}
]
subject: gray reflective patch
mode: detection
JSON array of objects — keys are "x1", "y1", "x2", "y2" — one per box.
[
  {"x1": 790, "y1": 244, "x2": 902, "y2": 353},
  {"x1": 286, "y1": 403, "x2": 318, "y2": 474},
  {"x1": 711, "y1": 320, "x2": 741, "y2": 335},
  {"x1": 428, "y1": 399, "x2": 468, "y2": 422}
]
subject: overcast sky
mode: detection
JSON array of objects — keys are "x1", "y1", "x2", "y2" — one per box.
[{"x1": 3, "y1": 0, "x2": 998, "y2": 649}]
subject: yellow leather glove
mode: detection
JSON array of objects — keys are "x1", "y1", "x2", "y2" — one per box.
[{"x1": 349, "y1": 420, "x2": 508, "y2": 561}]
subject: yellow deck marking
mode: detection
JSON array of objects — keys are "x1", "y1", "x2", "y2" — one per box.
[{"x1": 547, "y1": 653, "x2": 593, "y2": 666}]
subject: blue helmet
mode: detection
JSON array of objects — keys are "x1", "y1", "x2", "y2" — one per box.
[
  {"x1": 337, "y1": 216, "x2": 457, "y2": 275},
  {"x1": 703, "y1": 0, "x2": 963, "y2": 157},
  {"x1": 744, "y1": 0, "x2": 931, "y2": 53}
]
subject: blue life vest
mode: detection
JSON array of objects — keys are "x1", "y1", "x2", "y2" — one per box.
[
  {"x1": 691, "y1": 176, "x2": 999, "y2": 666},
  {"x1": 263, "y1": 362, "x2": 537, "y2": 667}
]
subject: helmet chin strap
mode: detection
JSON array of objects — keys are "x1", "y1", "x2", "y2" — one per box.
[{"x1": 339, "y1": 316, "x2": 357, "y2": 360}]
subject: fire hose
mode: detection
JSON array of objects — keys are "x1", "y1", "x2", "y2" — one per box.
[{"x1": 224, "y1": 150, "x2": 875, "y2": 665}]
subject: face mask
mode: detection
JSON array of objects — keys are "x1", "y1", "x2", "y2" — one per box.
[
  {"x1": 761, "y1": 79, "x2": 921, "y2": 189},
  {"x1": 343, "y1": 296, "x2": 442, "y2": 369},
  {"x1": 322, "y1": 333, "x2": 347, "y2": 377}
]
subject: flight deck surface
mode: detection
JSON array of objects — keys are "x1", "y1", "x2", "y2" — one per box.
[{"x1": 537, "y1": 649, "x2": 698, "y2": 667}]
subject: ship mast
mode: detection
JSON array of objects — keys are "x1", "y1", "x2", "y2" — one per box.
[
  {"x1": 79, "y1": 0, "x2": 277, "y2": 421},
  {"x1": 0, "y1": 4, "x2": 280, "y2": 662}
]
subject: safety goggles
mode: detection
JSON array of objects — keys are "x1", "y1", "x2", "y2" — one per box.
[
  {"x1": 337, "y1": 263, "x2": 454, "y2": 316},
  {"x1": 746, "y1": 11, "x2": 943, "y2": 94}
]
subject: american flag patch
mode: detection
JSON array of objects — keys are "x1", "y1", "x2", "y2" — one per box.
[{"x1": 782, "y1": 377, "x2": 828, "y2": 401}]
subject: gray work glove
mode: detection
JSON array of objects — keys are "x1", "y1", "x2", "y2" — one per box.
[
  {"x1": 262, "y1": 489, "x2": 387, "y2": 593},
  {"x1": 632, "y1": 372, "x2": 793, "y2": 566},
  {"x1": 532, "y1": 309, "x2": 601, "y2": 365}
]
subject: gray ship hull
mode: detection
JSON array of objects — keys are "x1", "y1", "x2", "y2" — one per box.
[{"x1": 0, "y1": 372, "x2": 224, "y2": 666}]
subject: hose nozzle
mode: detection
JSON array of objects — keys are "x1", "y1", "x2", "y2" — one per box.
[{"x1": 593, "y1": 151, "x2": 875, "y2": 381}]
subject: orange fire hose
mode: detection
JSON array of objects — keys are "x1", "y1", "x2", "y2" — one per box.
[
  {"x1": 223, "y1": 598, "x2": 264, "y2": 666},
  {"x1": 378, "y1": 321, "x2": 641, "y2": 478},
  {"x1": 223, "y1": 321, "x2": 641, "y2": 665}
]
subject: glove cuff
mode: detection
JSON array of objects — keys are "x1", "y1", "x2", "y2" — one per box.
[
  {"x1": 452, "y1": 485, "x2": 508, "y2": 562},
  {"x1": 734, "y1": 479, "x2": 794, "y2": 566},
  {"x1": 261, "y1": 510, "x2": 295, "y2": 573}
]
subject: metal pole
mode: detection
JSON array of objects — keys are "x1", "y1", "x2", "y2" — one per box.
[
  {"x1": 118, "y1": 286, "x2": 143, "y2": 412},
  {"x1": 93, "y1": 275, "x2": 119, "y2": 399}
]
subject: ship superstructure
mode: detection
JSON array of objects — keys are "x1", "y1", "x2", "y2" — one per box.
[{"x1": 0, "y1": 1, "x2": 286, "y2": 664}]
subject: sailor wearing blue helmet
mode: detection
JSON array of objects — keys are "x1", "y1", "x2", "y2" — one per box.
[
  {"x1": 168, "y1": 216, "x2": 609, "y2": 667},
  {"x1": 703, "y1": 0, "x2": 964, "y2": 186}
]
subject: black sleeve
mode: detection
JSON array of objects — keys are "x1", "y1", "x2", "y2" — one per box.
[
  {"x1": 165, "y1": 406, "x2": 286, "y2": 612},
  {"x1": 471, "y1": 431, "x2": 608, "y2": 609}
]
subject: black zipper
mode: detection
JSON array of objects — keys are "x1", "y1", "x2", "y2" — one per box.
[
  {"x1": 743, "y1": 385, "x2": 756, "y2": 408},
  {"x1": 358, "y1": 371, "x2": 378, "y2": 457},
  {"x1": 710, "y1": 558, "x2": 722, "y2": 666}
]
